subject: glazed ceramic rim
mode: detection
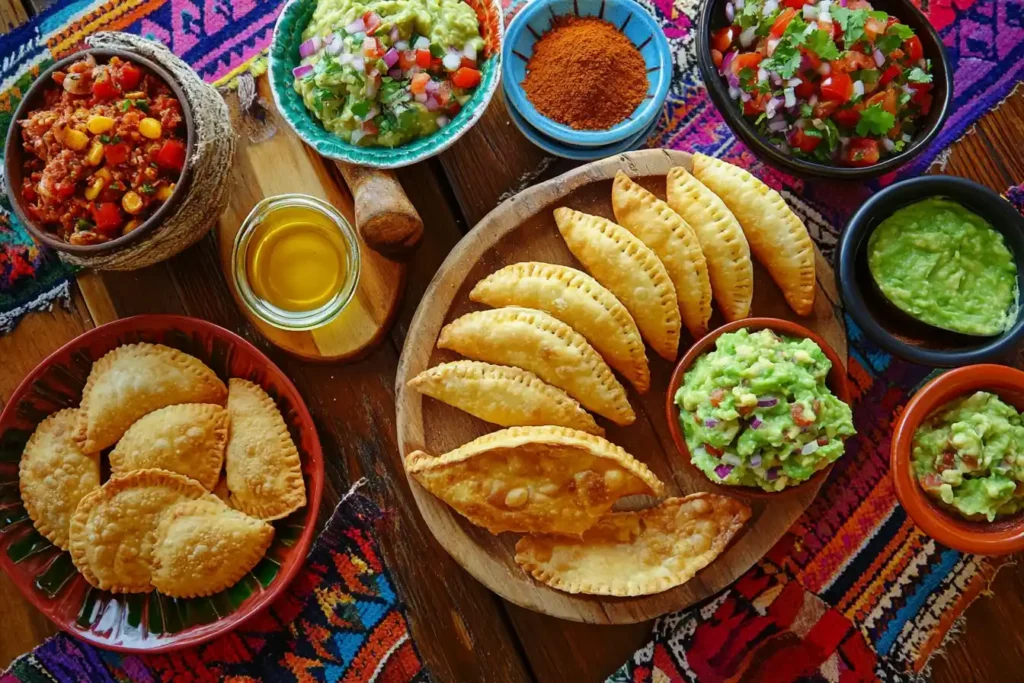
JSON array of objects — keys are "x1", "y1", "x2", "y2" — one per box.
[{"x1": 665, "y1": 318, "x2": 852, "y2": 500}]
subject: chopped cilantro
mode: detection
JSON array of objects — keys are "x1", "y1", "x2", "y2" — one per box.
[
  {"x1": 119, "y1": 99, "x2": 131, "y2": 112},
  {"x1": 99, "y1": 134, "x2": 111, "y2": 143},
  {"x1": 805, "y1": 29, "x2": 840, "y2": 61},
  {"x1": 907, "y1": 67, "x2": 932, "y2": 83},
  {"x1": 856, "y1": 103, "x2": 895, "y2": 136},
  {"x1": 738, "y1": 67, "x2": 756, "y2": 85},
  {"x1": 755, "y1": 112, "x2": 768, "y2": 125},
  {"x1": 898, "y1": 90, "x2": 912, "y2": 106},
  {"x1": 867, "y1": 10, "x2": 889, "y2": 21},
  {"x1": 762, "y1": 41, "x2": 802, "y2": 79},
  {"x1": 875, "y1": 23, "x2": 915, "y2": 54},
  {"x1": 140, "y1": 183, "x2": 155, "y2": 194},
  {"x1": 112, "y1": 135, "x2": 122, "y2": 143},
  {"x1": 75, "y1": 218, "x2": 93, "y2": 231},
  {"x1": 800, "y1": 103, "x2": 814, "y2": 118},
  {"x1": 893, "y1": 138, "x2": 907, "y2": 152},
  {"x1": 821, "y1": 118, "x2": 841, "y2": 151},
  {"x1": 801, "y1": 127, "x2": 823, "y2": 138},
  {"x1": 429, "y1": 44, "x2": 445, "y2": 58},
  {"x1": 135, "y1": 99, "x2": 149, "y2": 112},
  {"x1": 350, "y1": 99, "x2": 371, "y2": 118},
  {"x1": 831, "y1": 7, "x2": 868, "y2": 45},
  {"x1": 737, "y1": 0, "x2": 763, "y2": 30},
  {"x1": 857, "y1": 68, "x2": 880, "y2": 84}
]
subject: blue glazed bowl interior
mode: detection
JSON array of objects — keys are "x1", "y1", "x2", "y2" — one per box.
[{"x1": 502, "y1": 0, "x2": 671, "y2": 147}]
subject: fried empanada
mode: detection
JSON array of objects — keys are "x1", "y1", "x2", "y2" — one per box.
[
  {"x1": 691, "y1": 154, "x2": 815, "y2": 316},
  {"x1": 406, "y1": 426, "x2": 665, "y2": 535},
  {"x1": 469, "y1": 262, "x2": 650, "y2": 393},
  {"x1": 225, "y1": 379, "x2": 306, "y2": 521},
  {"x1": 515, "y1": 493, "x2": 750, "y2": 596},
  {"x1": 151, "y1": 498, "x2": 274, "y2": 598},
  {"x1": 437, "y1": 307, "x2": 634, "y2": 425},
  {"x1": 553, "y1": 208, "x2": 681, "y2": 360},
  {"x1": 75, "y1": 343, "x2": 228, "y2": 453},
  {"x1": 69, "y1": 469, "x2": 211, "y2": 593},
  {"x1": 611, "y1": 172, "x2": 712, "y2": 340},
  {"x1": 666, "y1": 166, "x2": 753, "y2": 321},
  {"x1": 409, "y1": 361, "x2": 603, "y2": 435},
  {"x1": 109, "y1": 403, "x2": 229, "y2": 490},
  {"x1": 19, "y1": 409, "x2": 100, "y2": 550}
]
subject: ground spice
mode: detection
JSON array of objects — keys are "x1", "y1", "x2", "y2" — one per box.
[{"x1": 522, "y1": 16, "x2": 648, "y2": 131}]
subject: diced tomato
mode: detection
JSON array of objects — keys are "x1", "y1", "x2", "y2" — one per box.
[
  {"x1": 791, "y1": 403, "x2": 815, "y2": 427},
  {"x1": 711, "y1": 26, "x2": 737, "y2": 53},
  {"x1": 362, "y1": 119, "x2": 379, "y2": 135},
  {"x1": 817, "y1": 436, "x2": 829, "y2": 446},
  {"x1": 795, "y1": 74, "x2": 816, "y2": 98},
  {"x1": 842, "y1": 137, "x2": 881, "y2": 166},
  {"x1": 22, "y1": 182, "x2": 37, "y2": 202},
  {"x1": 116, "y1": 63, "x2": 142, "y2": 90},
  {"x1": 801, "y1": 48, "x2": 822, "y2": 71},
  {"x1": 362, "y1": 10, "x2": 382, "y2": 33},
  {"x1": 820, "y1": 71, "x2": 853, "y2": 102},
  {"x1": 447, "y1": 101, "x2": 461, "y2": 117},
  {"x1": 704, "y1": 444, "x2": 724, "y2": 458},
  {"x1": 889, "y1": 47, "x2": 905, "y2": 61},
  {"x1": 155, "y1": 139, "x2": 186, "y2": 172},
  {"x1": 813, "y1": 100, "x2": 840, "y2": 119},
  {"x1": 410, "y1": 72, "x2": 431, "y2": 94},
  {"x1": 91, "y1": 74, "x2": 119, "y2": 100},
  {"x1": 879, "y1": 63, "x2": 902, "y2": 87},
  {"x1": 710, "y1": 388, "x2": 725, "y2": 407},
  {"x1": 782, "y1": 0, "x2": 807, "y2": 7},
  {"x1": 962, "y1": 454, "x2": 980, "y2": 471},
  {"x1": 937, "y1": 452, "x2": 956, "y2": 472},
  {"x1": 743, "y1": 92, "x2": 767, "y2": 115},
  {"x1": 832, "y1": 52, "x2": 875, "y2": 73},
  {"x1": 886, "y1": 16, "x2": 900, "y2": 28},
  {"x1": 770, "y1": 8, "x2": 798, "y2": 38},
  {"x1": 415, "y1": 49, "x2": 432, "y2": 68},
  {"x1": 399, "y1": 50, "x2": 417, "y2": 70},
  {"x1": 920, "y1": 472, "x2": 944, "y2": 491},
  {"x1": 104, "y1": 142, "x2": 129, "y2": 166},
  {"x1": 915, "y1": 91, "x2": 933, "y2": 115},
  {"x1": 451, "y1": 66, "x2": 481, "y2": 89},
  {"x1": 460, "y1": 56, "x2": 477, "y2": 70},
  {"x1": 731, "y1": 52, "x2": 763, "y2": 74},
  {"x1": 904, "y1": 34, "x2": 924, "y2": 61},
  {"x1": 712, "y1": 49, "x2": 723, "y2": 68},
  {"x1": 830, "y1": 21, "x2": 843, "y2": 41},
  {"x1": 790, "y1": 128, "x2": 822, "y2": 153},
  {"x1": 866, "y1": 88, "x2": 898, "y2": 115},
  {"x1": 91, "y1": 202, "x2": 122, "y2": 234},
  {"x1": 864, "y1": 17, "x2": 887, "y2": 42},
  {"x1": 833, "y1": 106, "x2": 861, "y2": 128}
]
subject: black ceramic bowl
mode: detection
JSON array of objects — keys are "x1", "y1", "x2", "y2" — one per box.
[
  {"x1": 696, "y1": 0, "x2": 952, "y2": 180},
  {"x1": 836, "y1": 176, "x2": 1024, "y2": 366}
]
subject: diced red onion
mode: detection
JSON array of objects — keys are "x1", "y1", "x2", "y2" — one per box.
[
  {"x1": 801, "y1": 440, "x2": 820, "y2": 455},
  {"x1": 873, "y1": 48, "x2": 885, "y2": 67},
  {"x1": 388, "y1": 67, "x2": 402, "y2": 79},
  {"x1": 413, "y1": 36, "x2": 430, "y2": 50},
  {"x1": 901, "y1": 83, "x2": 915, "y2": 95},
  {"x1": 766, "y1": 467, "x2": 780, "y2": 481},
  {"x1": 803, "y1": 4, "x2": 818, "y2": 19},
  {"x1": 390, "y1": 25, "x2": 399, "y2": 42},
  {"x1": 425, "y1": 96, "x2": 441, "y2": 111},
  {"x1": 839, "y1": 0, "x2": 847, "y2": 5},
  {"x1": 726, "y1": 1, "x2": 735, "y2": 21},
  {"x1": 735, "y1": 0, "x2": 744, "y2": 8},
  {"x1": 750, "y1": 454, "x2": 763, "y2": 467},
  {"x1": 442, "y1": 52, "x2": 462, "y2": 71},
  {"x1": 705, "y1": 419, "x2": 719, "y2": 428},
  {"x1": 395, "y1": 40, "x2": 410, "y2": 51},
  {"x1": 808, "y1": 93, "x2": 819, "y2": 106},
  {"x1": 292, "y1": 64, "x2": 313, "y2": 78},
  {"x1": 771, "y1": 73, "x2": 783, "y2": 85},
  {"x1": 414, "y1": 92, "x2": 428, "y2": 103},
  {"x1": 345, "y1": 18, "x2": 366, "y2": 34},
  {"x1": 425, "y1": 79, "x2": 439, "y2": 94},
  {"x1": 326, "y1": 34, "x2": 343, "y2": 56},
  {"x1": 383, "y1": 48, "x2": 400, "y2": 68},
  {"x1": 852, "y1": 80, "x2": 865, "y2": 97},
  {"x1": 714, "y1": 464, "x2": 734, "y2": 479},
  {"x1": 818, "y1": 62, "x2": 831, "y2": 76},
  {"x1": 757, "y1": 396, "x2": 778, "y2": 407},
  {"x1": 762, "y1": 0, "x2": 778, "y2": 16},
  {"x1": 811, "y1": 117, "x2": 825, "y2": 129},
  {"x1": 436, "y1": 115, "x2": 450, "y2": 127},
  {"x1": 299, "y1": 36, "x2": 322, "y2": 58},
  {"x1": 739, "y1": 26, "x2": 757, "y2": 47},
  {"x1": 902, "y1": 133, "x2": 912, "y2": 142},
  {"x1": 795, "y1": 117, "x2": 806, "y2": 129},
  {"x1": 728, "y1": 85, "x2": 742, "y2": 100},
  {"x1": 721, "y1": 50, "x2": 736, "y2": 75},
  {"x1": 464, "y1": 44, "x2": 477, "y2": 61},
  {"x1": 768, "y1": 119, "x2": 788, "y2": 132},
  {"x1": 767, "y1": 37, "x2": 780, "y2": 57},
  {"x1": 750, "y1": 416, "x2": 764, "y2": 429},
  {"x1": 740, "y1": 91, "x2": 752, "y2": 102},
  {"x1": 784, "y1": 87, "x2": 796, "y2": 108},
  {"x1": 786, "y1": 77, "x2": 802, "y2": 87},
  {"x1": 757, "y1": 67, "x2": 768, "y2": 82},
  {"x1": 882, "y1": 137, "x2": 896, "y2": 152},
  {"x1": 722, "y1": 453, "x2": 743, "y2": 467}
]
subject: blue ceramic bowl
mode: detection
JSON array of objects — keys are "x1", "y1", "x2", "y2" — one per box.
[
  {"x1": 501, "y1": 0, "x2": 671, "y2": 147},
  {"x1": 836, "y1": 176, "x2": 1024, "y2": 367}
]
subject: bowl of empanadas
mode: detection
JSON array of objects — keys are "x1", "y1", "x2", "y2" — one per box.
[{"x1": 0, "y1": 315, "x2": 322, "y2": 652}]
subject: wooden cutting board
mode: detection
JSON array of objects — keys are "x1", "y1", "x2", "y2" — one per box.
[{"x1": 395, "y1": 148, "x2": 846, "y2": 624}]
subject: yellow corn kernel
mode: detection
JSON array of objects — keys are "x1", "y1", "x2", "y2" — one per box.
[
  {"x1": 84, "y1": 176, "x2": 105, "y2": 201},
  {"x1": 123, "y1": 219, "x2": 142, "y2": 234},
  {"x1": 64, "y1": 128, "x2": 89, "y2": 151},
  {"x1": 94, "y1": 167, "x2": 113, "y2": 183},
  {"x1": 138, "y1": 118, "x2": 162, "y2": 139},
  {"x1": 86, "y1": 115, "x2": 115, "y2": 134},
  {"x1": 155, "y1": 183, "x2": 175, "y2": 201},
  {"x1": 122, "y1": 191, "x2": 144, "y2": 215},
  {"x1": 85, "y1": 140, "x2": 104, "y2": 166},
  {"x1": 125, "y1": 91, "x2": 146, "y2": 100}
]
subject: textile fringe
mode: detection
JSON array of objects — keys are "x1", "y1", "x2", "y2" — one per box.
[{"x1": 0, "y1": 279, "x2": 70, "y2": 335}]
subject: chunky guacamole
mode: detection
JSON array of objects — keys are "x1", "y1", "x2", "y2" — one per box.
[
  {"x1": 868, "y1": 198, "x2": 1018, "y2": 336},
  {"x1": 913, "y1": 391, "x2": 1024, "y2": 521},
  {"x1": 294, "y1": 0, "x2": 485, "y2": 147},
  {"x1": 676, "y1": 329, "x2": 855, "y2": 492}
]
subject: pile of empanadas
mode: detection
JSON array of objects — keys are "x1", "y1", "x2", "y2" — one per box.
[{"x1": 18, "y1": 342, "x2": 306, "y2": 598}]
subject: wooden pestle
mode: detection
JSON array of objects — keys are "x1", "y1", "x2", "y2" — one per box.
[{"x1": 336, "y1": 163, "x2": 424, "y2": 255}]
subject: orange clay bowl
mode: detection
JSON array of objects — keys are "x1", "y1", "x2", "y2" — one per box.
[
  {"x1": 666, "y1": 317, "x2": 852, "y2": 501},
  {"x1": 891, "y1": 364, "x2": 1024, "y2": 555}
]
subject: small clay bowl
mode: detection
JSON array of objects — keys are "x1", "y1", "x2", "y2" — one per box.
[
  {"x1": 666, "y1": 317, "x2": 852, "y2": 500},
  {"x1": 891, "y1": 364, "x2": 1024, "y2": 555}
]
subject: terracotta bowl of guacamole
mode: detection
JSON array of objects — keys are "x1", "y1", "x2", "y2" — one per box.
[
  {"x1": 892, "y1": 364, "x2": 1024, "y2": 555},
  {"x1": 666, "y1": 318, "x2": 853, "y2": 500}
]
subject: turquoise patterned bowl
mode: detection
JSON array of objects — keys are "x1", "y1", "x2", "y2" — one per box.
[{"x1": 269, "y1": 0, "x2": 504, "y2": 169}]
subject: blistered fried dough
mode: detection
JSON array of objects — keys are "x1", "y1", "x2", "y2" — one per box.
[
  {"x1": 225, "y1": 379, "x2": 306, "y2": 521},
  {"x1": 19, "y1": 409, "x2": 100, "y2": 550},
  {"x1": 553, "y1": 208, "x2": 681, "y2": 360},
  {"x1": 691, "y1": 154, "x2": 815, "y2": 316},
  {"x1": 437, "y1": 307, "x2": 634, "y2": 425},
  {"x1": 666, "y1": 167, "x2": 753, "y2": 321},
  {"x1": 109, "y1": 403, "x2": 228, "y2": 490},
  {"x1": 515, "y1": 493, "x2": 750, "y2": 596},
  {"x1": 69, "y1": 469, "x2": 211, "y2": 592},
  {"x1": 151, "y1": 499, "x2": 274, "y2": 598},
  {"x1": 469, "y1": 262, "x2": 650, "y2": 393},
  {"x1": 405, "y1": 426, "x2": 665, "y2": 535},
  {"x1": 611, "y1": 172, "x2": 712, "y2": 339},
  {"x1": 75, "y1": 343, "x2": 227, "y2": 453},
  {"x1": 409, "y1": 361, "x2": 603, "y2": 435}
]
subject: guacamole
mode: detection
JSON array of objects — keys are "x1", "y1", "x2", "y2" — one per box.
[
  {"x1": 913, "y1": 391, "x2": 1024, "y2": 521},
  {"x1": 294, "y1": 0, "x2": 485, "y2": 147},
  {"x1": 868, "y1": 198, "x2": 1018, "y2": 336},
  {"x1": 675, "y1": 329, "x2": 855, "y2": 492}
]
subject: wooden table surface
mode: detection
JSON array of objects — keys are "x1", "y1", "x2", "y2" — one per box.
[{"x1": 2, "y1": 2, "x2": 1024, "y2": 680}]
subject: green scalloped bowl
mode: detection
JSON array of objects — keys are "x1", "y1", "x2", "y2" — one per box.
[{"x1": 269, "y1": 0, "x2": 504, "y2": 168}]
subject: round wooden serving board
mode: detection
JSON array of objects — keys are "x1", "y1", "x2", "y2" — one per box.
[{"x1": 396, "y1": 149, "x2": 846, "y2": 624}]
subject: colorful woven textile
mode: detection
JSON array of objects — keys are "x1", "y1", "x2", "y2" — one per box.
[{"x1": 0, "y1": 488, "x2": 428, "y2": 683}]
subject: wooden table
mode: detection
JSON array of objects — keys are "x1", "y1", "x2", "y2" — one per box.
[{"x1": 2, "y1": 2, "x2": 1024, "y2": 680}]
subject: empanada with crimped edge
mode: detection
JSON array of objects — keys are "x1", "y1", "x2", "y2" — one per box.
[
  {"x1": 409, "y1": 361, "x2": 603, "y2": 435},
  {"x1": 611, "y1": 172, "x2": 712, "y2": 340},
  {"x1": 691, "y1": 154, "x2": 815, "y2": 316},
  {"x1": 437, "y1": 307, "x2": 634, "y2": 425},
  {"x1": 666, "y1": 166, "x2": 753, "y2": 322},
  {"x1": 515, "y1": 493, "x2": 750, "y2": 596},
  {"x1": 553, "y1": 208, "x2": 681, "y2": 361},
  {"x1": 469, "y1": 262, "x2": 650, "y2": 393},
  {"x1": 69, "y1": 468, "x2": 212, "y2": 593},
  {"x1": 405, "y1": 426, "x2": 665, "y2": 536},
  {"x1": 19, "y1": 409, "x2": 100, "y2": 551},
  {"x1": 109, "y1": 403, "x2": 229, "y2": 491},
  {"x1": 74, "y1": 343, "x2": 227, "y2": 454},
  {"x1": 225, "y1": 379, "x2": 306, "y2": 521},
  {"x1": 151, "y1": 498, "x2": 274, "y2": 598}
]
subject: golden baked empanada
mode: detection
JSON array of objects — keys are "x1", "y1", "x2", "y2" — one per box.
[
  {"x1": 109, "y1": 403, "x2": 228, "y2": 490},
  {"x1": 225, "y1": 379, "x2": 306, "y2": 521},
  {"x1": 666, "y1": 166, "x2": 753, "y2": 321},
  {"x1": 515, "y1": 493, "x2": 750, "y2": 596},
  {"x1": 151, "y1": 499, "x2": 274, "y2": 598},
  {"x1": 19, "y1": 409, "x2": 100, "y2": 550},
  {"x1": 409, "y1": 361, "x2": 603, "y2": 435},
  {"x1": 469, "y1": 262, "x2": 650, "y2": 393},
  {"x1": 406, "y1": 426, "x2": 665, "y2": 536},
  {"x1": 75, "y1": 343, "x2": 227, "y2": 453},
  {"x1": 69, "y1": 469, "x2": 211, "y2": 592},
  {"x1": 611, "y1": 172, "x2": 712, "y2": 340},
  {"x1": 553, "y1": 208, "x2": 681, "y2": 360},
  {"x1": 691, "y1": 154, "x2": 815, "y2": 316},
  {"x1": 437, "y1": 307, "x2": 634, "y2": 425}
]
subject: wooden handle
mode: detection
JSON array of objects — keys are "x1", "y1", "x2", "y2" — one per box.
[{"x1": 337, "y1": 163, "x2": 423, "y2": 254}]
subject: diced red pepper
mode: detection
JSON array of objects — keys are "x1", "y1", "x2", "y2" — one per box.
[
  {"x1": 91, "y1": 73, "x2": 120, "y2": 100},
  {"x1": 770, "y1": 8, "x2": 798, "y2": 38},
  {"x1": 904, "y1": 35, "x2": 924, "y2": 61},
  {"x1": 794, "y1": 74, "x2": 816, "y2": 98},
  {"x1": 791, "y1": 403, "x2": 815, "y2": 427},
  {"x1": 104, "y1": 142, "x2": 130, "y2": 166},
  {"x1": 743, "y1": 92, "x2": 767, "y2": 116},
  {"x1": 842, "y1": 137, "x2": 881, "y2": 166},
  {"x1": 116, "y1": 63, "x2": 142, "y2": 90},
  {"x1": 362, "y1": 119, "x2": 379, "y2": 135},
  {"x1": 362, "y1": 10, "x2": 381, "y2": 33},
  {"x1": 155, "y1": 139, "x2": 186, "y2": 172},
  {"x1": 451, "y1": 66, "x2": 481, "y2": 89},
  {"x1": 879, "y1": 63, "x2": 903, "y2": 87},
  {"x1": 820, "y1": 71, "x2": 853, "y2": 102},
  {"x1": 790, "y1": 128, "x2": 822, "y2": 153},
  {"x1": 410, "y1": 72, "x2": 431, "y2": 94},
  {"x1": 782, "y1": 0, "x2": 807, "y2": 8},
  {"x1": 731, "y1": 52, "x2": 763, "y2": 74},
  {"x1": 712, "y1": 49, "x2": 723, "y2": 68},
  {"x1": 91, "y1": 202, "x2": 122, "y2": 234},
  {"x1": 460, "y1": 56, "x2": 477, "y2": 70},
  {"x1": 833, "y1": 106, "x2": 861, "y2": 128}
]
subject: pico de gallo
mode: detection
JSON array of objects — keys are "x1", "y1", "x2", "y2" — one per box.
[
  {"x1": 711, "y1": 0, "x2": 935, "y2": 166},
  {"x1": 17, "y1": 54, "x2": 187, "y2": 245}
]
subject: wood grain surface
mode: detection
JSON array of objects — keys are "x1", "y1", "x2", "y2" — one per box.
[{"x1": 1, "y1": 1, "x2": 1024, "y2": 680}]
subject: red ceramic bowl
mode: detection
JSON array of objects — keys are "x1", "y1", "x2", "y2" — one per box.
[
  {"x1": 891, "y1": 364, "x2": 1024, "y2": 555},
  {"x1": 665, "y1": 318, "x2": 852, "y2": 500},
  {"x1": 0, "y1": 315, "x2": 324, "y2": 652}
]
